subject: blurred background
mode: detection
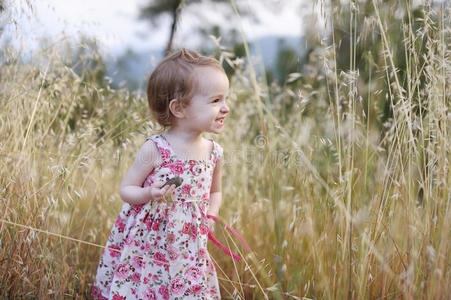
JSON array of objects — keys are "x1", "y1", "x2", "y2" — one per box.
[
  {"x1": 1, "y1": 0, "x2": 450, "y2": 299},
  {"x1": 1, "y1": 0, "x2": 315, "y2": 90}
]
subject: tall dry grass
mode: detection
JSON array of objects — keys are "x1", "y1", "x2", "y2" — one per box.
[{"x1": 1, "y1": 0, "x2": 451, "y2": 299}]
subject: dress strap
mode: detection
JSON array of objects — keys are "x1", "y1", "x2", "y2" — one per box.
[
  {"x1": 158, "y1": 134, "x2": 175, "y2": 153},
  {"x1": 210, "y1": 140, "x2": 224, "y2": 163},
  {"x1": 144, "y1": 134, "x2": 173, "y2": 162},
  {"x1": 158, "y1": 133, "x2": 170, "y2": 147}
]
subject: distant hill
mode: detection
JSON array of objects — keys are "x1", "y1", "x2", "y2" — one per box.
[
  {"x1": 249, "y1": 35, "x2": 304, "y2": 68},
  {"x1": 106, "y1": 35, "x2": 304, "y2": 90}
]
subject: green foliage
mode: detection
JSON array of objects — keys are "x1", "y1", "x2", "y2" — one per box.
[{"x1": 275, "y1": 41, "x2": 301, "y2": 85}]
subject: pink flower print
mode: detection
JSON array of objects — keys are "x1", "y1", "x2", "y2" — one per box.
[
  {"x1": 158, "y1": 285, "x2": 169, "y2": 300},
  {"x1": 158, "y1": 147, "x2": 171, "y2": 160},
  {"x1": 108, "y1": 244, "x2": 122, "y2": 258},
  {"x1": 181, "y1": 222, "x2": 191, "y2": 234},
  {"x1": 208, "y1": 288, "x2": 217, "y2": 295},
  {"x1": 170, "y1": 277, "x2": 186, "y2": 296},
  {"x1": 167, "y1": 233, "x2": 175, "y2": 244},
  {"x1": 202, "y1": 193, "x2": 209, "y2": 201},
  {"x1": 190, "y1": 224, "x2": 198, "y2": 240},
  {"x1": 114, "y1": 262, "x2": 130, "y2": 279},
  {"x1": 114, "y1": 215, "x2": 125, "y2": 233},
  {"x1": 144, "y1": 217, "x2": 153, "y2": 231},
  {"x1": 143, "y1": 287, "x2": 157, "y2": 300},
  {"x1": 143, "y1": 174, "x2": 155, "y2": 187},
  {"x1": 190, "y1": 189, "x2": 196, "y2": 196},
  {"x1": 91, "y1": 286, "x2": 101, "y2": 298},
  {"x1": 131, "y1": 255, "x2": 144, "y2": 270},
  {"x1": 163, "y1": 208, "x2": 170, "y2": 219},
  {"x1": 190, "y1": 284, "x2": 203, "y2": 295},
  {"x1": 189, "y1": 161, "x2": 202, "y2": 175},
  {"x1": 153, "y1": 252, "x2": 168, "y2": 266},
  {"x1": 131, "y1": 204, "x2": 143, "y2": 216},
  {"x1": 168, "y1": 160, "x2": 185, "y2": 175},
  {"x1": 199, "y1": 223, "x2": 209, "y2": 235},
  {"x1": 185, "y1": 266, "x2": 202, "y2": 282},
  {"x1": 131, "y1": 272, "x2": 141, "y2": 283},
  {"x1": 199, "y1": 248, "x2": 207, "y2": 259},
  {"x1": 160, "y1": 161, "x2": 171, "y2": 168},
  {"x1": 112, "y1": 294, "x2": 124, "y2": 300},
  {"x1": 152, "y1": 220, "x2": 160, "y2": 231},
  {"x1": 143, "y1": 276, "x2": 150, "y2": 284},
  {"x1": 181, "y1": 184, "x2": 192, "y2": 195},
  {"x1": 197, "y1": 183, "x2": 202, "y2": 189},
  {"x1": 207, "y1": 257, "x2": 216, "y2": 273},
  {"x1": 144, "y1": 241, "x2": 151, "y2": 252},
  {"x1": 167, "y1": 245, "x2": 179, "y2": 261}
]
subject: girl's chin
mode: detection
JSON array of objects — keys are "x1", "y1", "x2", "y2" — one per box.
[{"x1": 209, "y1": 127, "x2": 223, "y2": 134}]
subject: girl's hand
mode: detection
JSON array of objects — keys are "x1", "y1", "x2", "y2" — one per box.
[{"x1": 147, "y1": 181, "x2": 176, "y2": 202}]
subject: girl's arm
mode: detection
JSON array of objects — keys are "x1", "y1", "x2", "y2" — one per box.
[
  {"x1": 208, "y1": 157, "x2": 223, "y2": 219},
  {"x1": 119, "y1": 140, "x2": 175, "y2": 205}
]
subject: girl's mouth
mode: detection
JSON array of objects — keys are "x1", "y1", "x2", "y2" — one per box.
[{"x1": 215, "y1": 118, "x2": 224, "y2": 126}]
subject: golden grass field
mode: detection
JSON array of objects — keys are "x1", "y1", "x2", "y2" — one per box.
[{"x1": 1, "y1": 1, "x2": 450, "y2": 299}]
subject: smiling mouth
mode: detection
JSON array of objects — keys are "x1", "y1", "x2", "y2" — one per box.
[{"x1": 215, "y1": 118, "x2": 225, "y2": 125}]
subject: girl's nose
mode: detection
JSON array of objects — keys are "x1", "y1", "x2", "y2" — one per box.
[{"x1": 221, "y1": 103, "x2": 230, "y2": 114}]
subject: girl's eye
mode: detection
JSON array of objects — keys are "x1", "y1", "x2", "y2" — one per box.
[{"x1": 213, "y1": 99, "x2": 220, "y2": 103}]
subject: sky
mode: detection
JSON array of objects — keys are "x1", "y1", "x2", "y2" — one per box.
[{"x1": 1, "y1": 0, "x2": 323, "y2": 56}]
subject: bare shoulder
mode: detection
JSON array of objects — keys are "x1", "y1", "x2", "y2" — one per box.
[
  {"x1": 120, "y1": 138, "x2": 162, "y2": 188},
  {"x1": 139, "y1": 138, "x2": 162, "y2": 165}
]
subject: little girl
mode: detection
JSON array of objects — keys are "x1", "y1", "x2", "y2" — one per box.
[{"x1": 92, "y1": 49, "x2": 230, "y2": 299}]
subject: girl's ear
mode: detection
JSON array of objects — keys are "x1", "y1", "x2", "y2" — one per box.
[{"x1": 169, "y1": 99, "x2": 185, "y2": 119}]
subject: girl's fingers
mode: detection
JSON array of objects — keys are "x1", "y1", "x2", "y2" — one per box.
[
  {"x1": 163, "y1": 185, "x2": 176, "y2": 201},
  {"x1": 164, "y1": 184, "x2": 175, "y2": 195},
  {"x1": 157, "y1": 185, "x2": 172, "y2": 202},
  {"x1": 153, "y1": 181, "x2": 165, "y2": 188},
  {"x1": 154, "y1": 186, "x2": 167, "y2": 201},
  {"x1": 153, "y1": 184, "x2": 176, "y2": 202}
]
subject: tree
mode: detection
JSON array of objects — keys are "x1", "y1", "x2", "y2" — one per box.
[
  {"x1": 139, "y1": 0, "x2": 260, "y2": 56},
  {"x1": 139, "y1": 0, "x2": 189, "y2": 56},
  {"x1": 275, "y1": 40, "x2": 300, "y2": 85}
]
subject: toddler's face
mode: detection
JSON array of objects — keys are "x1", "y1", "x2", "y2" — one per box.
[{"x1": 182, "y1": 66, "x2": 230, "y2": 134}]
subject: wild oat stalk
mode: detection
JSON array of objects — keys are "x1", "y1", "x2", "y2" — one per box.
[{"x1": 1, "y1": 0, "x2": 450, "y2": 299}]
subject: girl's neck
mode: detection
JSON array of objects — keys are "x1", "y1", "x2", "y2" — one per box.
[{"x1": 164, "y1": 128, "x2": 203, "y2": 145}]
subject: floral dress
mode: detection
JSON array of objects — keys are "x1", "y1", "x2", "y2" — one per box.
[{"x1": 92, "y1": 134, "x2": 222, "y2": 300}]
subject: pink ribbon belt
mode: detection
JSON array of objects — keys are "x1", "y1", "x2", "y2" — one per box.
[{"x1": 206, "y1": 214, "x2": 252, "y2": 261}]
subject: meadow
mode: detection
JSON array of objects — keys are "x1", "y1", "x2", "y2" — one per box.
[{"x1": 1, "y1": 1, "x2": 450, "y2": 299}]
